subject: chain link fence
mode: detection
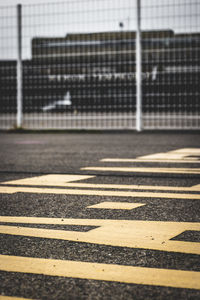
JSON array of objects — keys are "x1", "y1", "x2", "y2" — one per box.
[{"x1": 0, "y1": 0, "x2": 199, "y2": 130}]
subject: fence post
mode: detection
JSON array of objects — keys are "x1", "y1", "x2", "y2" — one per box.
[
  {"x1": 136, "y1": 0, "x2": 142, "y2": 131},
  {"x1": 17, "y1": 4, "x2": 23, "y2": 128}
]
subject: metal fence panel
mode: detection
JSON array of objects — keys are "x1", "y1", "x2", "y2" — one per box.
[
  {"x1": 22, "y1": 0, "x2": 137, "y2": 129},
  {"x1": 141, "y1": 0, "x2": 200, "y2": 129},
  {"x1": 0, "y1": 0, "x2": 199, "y2": 130},
  {"x1": 0, "y1": 5, "x2": 17, "y2": 129}
]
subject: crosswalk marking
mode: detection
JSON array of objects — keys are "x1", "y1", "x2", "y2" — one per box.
[
  {"x1": 87, "y1": 202, "x2": 145, "y2": 210},
  {"x1": 0, "y1": 185, "x2": 200, "y2": 199},
  {"x1": 1, "y1": 217, "x2": 199, "y2": 254},
  {"x1": 0, "y1": 255, "x2": 199, "y2": 290},
  {"x1": 81, "y1": 167, "x2": 200, "y2": 174},
  {"x1": 1, "y1": 174, "x2": 200, "y2": 192}
]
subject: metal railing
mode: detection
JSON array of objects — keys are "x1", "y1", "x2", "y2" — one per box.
[{"x1": 0, "y1": 0, "x2": 199, "y2": 130}]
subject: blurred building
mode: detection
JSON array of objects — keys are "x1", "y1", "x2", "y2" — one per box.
[{"x1": 1, "y1": 30, "x2": 200, "y2": 113}]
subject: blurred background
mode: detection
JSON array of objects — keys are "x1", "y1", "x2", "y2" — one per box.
[{"x1": 0, "y1": 0, "x2": 199, "y2": 130}]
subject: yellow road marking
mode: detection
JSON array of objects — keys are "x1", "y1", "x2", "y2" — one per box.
[
  {"x1": 87, "y1": 202, "x2": 145, "y2": 210},
  {"x1": 81, "y1": 167, "x2": 200, "y2": 174},
  {"x1": 0, "y1": 296, "x2": 34, "y2": 300},
  {"x1": 0, "y1": 255, "x2": 199, "y2": 290},
  {"x1": 1, "y1": 174, "x2": 200, "y2": 192},
  {"x1": 1, "y1": 175, "x2": 94, "y2": 187},
  {"x1": 0, "y1": 186, "x2": 200, "y2": 199},
  {"x1": 173, "y1": 148, "x2": 200, "y2": 153},
  {"x1": 137, "y1": 148, "x2": 200, "y2": 162},
  {"x1": 101, "y1": 149, "x2": 200, "y2": 163},
  {"x1": 1, "y1": 217, "x2": 199, "y2": 254},
  {"x1": 101, "y1": 158, "x2": 200, "y2": 163}
]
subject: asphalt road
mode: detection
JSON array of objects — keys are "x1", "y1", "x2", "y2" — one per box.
[{"x1": 0, "y1": 131, "x2": 200, "y2": 300}]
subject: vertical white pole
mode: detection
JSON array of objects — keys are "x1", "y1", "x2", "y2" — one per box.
[
  {"x1": 136, "y1": 0, "x2": 142, "y2": 131},
  {"x1": 17, "y1": 4, "x2": 22, "y2": 128}
]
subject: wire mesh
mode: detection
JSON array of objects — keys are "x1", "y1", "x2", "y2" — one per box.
[
  {"x1": 0, "y1": 0, "x2": 199, "y2": 130},
  {"x1": 141, "y1": 0, "x2": 200, "y2": 129},
  {"x1": 0, "y1": 5, "x2": 17, "y2": 129},
  {"x1": 22, "y1": 0, "x2": 136, "y2": 129}
]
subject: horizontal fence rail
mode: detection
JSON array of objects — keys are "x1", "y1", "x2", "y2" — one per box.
[{"x1": 0, "y1": 0, "x2": 199, "y2": 130}]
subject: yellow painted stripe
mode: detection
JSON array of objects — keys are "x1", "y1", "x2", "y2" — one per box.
[
  {"x1": 172, "y1": 148, "x2": 200, "y2": 154},
  {"x1": 81, "y1": 167, "x2": 200, "y2": 175},
  {"x1": 2, "y1": 174, "x2": 200, "y2": 192},
  {"x1": 1, "y1": 225, "x2": 199, "y2": 254},
  {"x1": 137, "y1": 148, "x2": 200, "y2": 161},
  {"x1": 1, "y1": 216, "x2": 199, "y2": 228},
  {"x1": 0, "y1": 255, "x2": 199, "y2": 290},
  {"x1": 1, "y1": 174, "x2": 95, "y2": 187},
  {"x1": 1, "y1": 182, "x2": 200, "y2": 192},
  {"x1": 0, "y1": 217, "x2": 199, "y2": 254},
  {"x1": 0, "y1": 186, "x2": 200, "y2": 199},
  {"x1": 87, "y1": 202, "x2": 145, "y2": 210},
  {"x1": 101, "y1": 158, "x2": 200, "y2": 163},
  {"x1": 0, "y1": 296, "x2": 34, "y2": 300}
]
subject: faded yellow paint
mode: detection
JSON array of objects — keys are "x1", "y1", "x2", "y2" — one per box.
[
  {"x1": 1, "y1": 174, "x2": 94, "y2": 187},
  {"x1": 137, "y1": 148, "x2": 200, "y2": 161},
  {"x1": 101, "y1": 148, "x2": 200, "y2": 163},
  {"x1": 82, "y1": 167, "x2": 200, "y2": 174},
  {"x1": 0, "y1": 186, "x2": 199, "y2": 199},
  {"x1": 0, "y1": 296, "x2": 34, "y2": 300},
  {"x1": 101, "y1": 158, "x2": 200, "y2": 163},
  {"x1": 0, "y1": 255, "x2": 199, "y2": 290},
  {"x1": 87, "y1": 202, "x2": 145, "y2": 210},
  {"x1": 174, "y1": 148, "x2": 200, "y2": 153},
  {"x1": 0, "y1": 217, "x2": 199, "y2": 254},
  {"x1": 1, "y1": 174, "x2": 200, "y2": 192}
]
